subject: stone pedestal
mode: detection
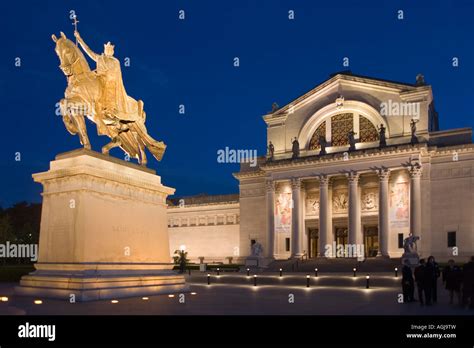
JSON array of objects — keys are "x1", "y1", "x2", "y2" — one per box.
[
  {"x1": 401, "y1": 252, "x2": 420, "y2": 267},
  {"x1": 245, "y1": 256, "x2": 272, "y2": 269},
  {"x1": 16, "y1": 149, "x2": 187, "y2": 301}
]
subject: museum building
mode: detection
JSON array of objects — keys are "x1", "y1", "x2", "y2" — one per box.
[{"x1": 167, "y1": 72, "x2": 474, "y2": 263}]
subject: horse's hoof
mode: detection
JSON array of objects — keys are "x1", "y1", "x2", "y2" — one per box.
[{"x1": 84, "y1": 144, "x2": 91, "y2": 151}]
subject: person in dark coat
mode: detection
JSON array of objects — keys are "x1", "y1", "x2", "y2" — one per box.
[
  {"x1": 442, "y1": 259, "x2": 463, "y2": 305},
  {"x1": 425, "y1": 256, "x2": 440, "y2": 305},
  {"x1": 462, "y1": 256, "x2": 474, "y2": 309},
  {"x1": 402, "y1": 259, "x2": 414, "y2": 303},
  {"x1": 414, "y1": 259, "x2": 426, "y2": 305}
]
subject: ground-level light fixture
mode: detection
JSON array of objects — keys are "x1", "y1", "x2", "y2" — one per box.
[
  {"x1": 207, "y1": 273, "x2": 211, "y2": 285},
  {"x1": 247, "y1": 268, "x2": 250, "y2": 276},
  {"x1": 366, "y1": 275, "x2": 370, "y2": 289},
  {"x1": 142, "y1": 297, "x2": 149, "y2": 301},
  {"x1": 394, "y1": 267, "x2": 398, "y2": 278},
  {"x1": 306, "y1": 274, "x2": 310, "y2": 288},
  {"x1": 217, "y1": 268, "x2": 220, "y2": 276},
  {"x1": 34, "y1": 300, "x2": 43, "y2": 305},
  {"x1": 0, "y1": 296, "x2": 8, "y2": 302},
  {"x1": 254, "y1": 274, "x2": 257, "y2": 286},
  {"x1": 110, "y1": 300, "x2": 118, "y2": 304},
  {"x1": 168, "y1": 294, "x2": 175, "y2": 298},
  {"x1": 314, "y1": 268, "x2": 318, "y2": 277},
  {"x1": 353, "y1": 268, "x2": 357, "y2": 277},
  {"x1": 279, "y1": 268, "x2": 283, "y2": 277},
  {"x1": 191, "y1": 292, "x2": 197, "y2": 295}
]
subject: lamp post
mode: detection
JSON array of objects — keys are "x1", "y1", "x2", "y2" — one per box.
[
  {"x1": 306, "y1": 274, "x2": 310, "y2": 288},
  {"x1": 217, "y1": 268, "x2": 220, "y2": 276},
  {"x1": 394, "y1": 267, "x2": 398, "y2": 278},
  {"x1": 279, "y1": 268, "x2": 283, "y2": 277},
  {"x1": 366, "y1": 275, "x2": 370, "y2": 289},
  {"x1": 314, "y1": 268, "x2": 318, "y2": 277},
  {"x1": 207, "y1": 273, "x2": 211, "y2": 285},
  {"x1": 254, "y1": 274, "x2": 257, "y2": 286},
  {"x1": 353, "y1": 267, "x2": 357, "y2": 277},
  {"x1": 246, "y1": 268, "x2": 250, "y2": 276}
]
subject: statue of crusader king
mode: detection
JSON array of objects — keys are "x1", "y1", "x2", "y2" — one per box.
[{"x1": 52, "y1": 20, "x2": 165, "y2": 166}]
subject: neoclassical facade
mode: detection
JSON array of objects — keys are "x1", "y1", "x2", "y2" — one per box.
[
  {"x1": 167, "y1": 195, "x2": 240, "y2": 263},
  {"x1": 169, "y1": 72, "x2": 474, "y2": 262}
]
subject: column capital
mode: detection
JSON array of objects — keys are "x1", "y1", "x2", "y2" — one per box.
[
  {"x1": 346, "y1": 171, "x2": 360, "y2": 183},
  {"x1": 265, "y1": 179, "x2": 275, "y2": 192},
  {"x1": 409, "y1": 164, "x2": 422, "y2": 178},
  {"x1": 318, "y1": 174, "x2": 331, "y2": 187},
  {"x1": 291, "y1": 177, "x2": 302, "y2": 190},
  {"x1": 376, "y1": 168, "x2": 391, "y2": 181}
]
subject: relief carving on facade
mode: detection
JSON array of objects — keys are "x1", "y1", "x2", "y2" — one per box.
[
  {"x1": 332, "y1": 191, "x2": 348, "y2": 213},
  {"x1": 361, "y1": 189, "x2": 378, "y2": 211},
  {"x1": 305, "y1": 192, "x2": 320, "y2": 215}
]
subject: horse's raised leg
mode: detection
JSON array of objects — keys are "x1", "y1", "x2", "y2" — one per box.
[
  {"x1": 60, "y1": 99, "x2": 78, "y2": 135},
  {"x1": 102, "y1": 136, "x2": 122, "y2": 155},
  {"x1": 62, "y1": 115, "x2": 78, "y2": 135},
  {"x1": 73, "y1": 114, "x2": 91, "y2": 150}
]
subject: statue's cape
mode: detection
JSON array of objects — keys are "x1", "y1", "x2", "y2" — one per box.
[{"x1": 96, "y1": 55, "x2": 141, "y2": 122}]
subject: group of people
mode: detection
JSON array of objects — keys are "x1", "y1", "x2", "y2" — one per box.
[{"x1": 401, "y1": 256, "x2": 474, "y2": 307}]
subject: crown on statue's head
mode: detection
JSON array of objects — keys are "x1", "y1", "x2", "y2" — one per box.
[{"x1": 104, "y1": 41, "x2": 115, "y2": 49}]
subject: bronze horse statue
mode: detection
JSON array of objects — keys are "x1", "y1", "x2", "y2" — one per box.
[{"x1": 51, "y1": 31, "x2": 165, "y2": 165}]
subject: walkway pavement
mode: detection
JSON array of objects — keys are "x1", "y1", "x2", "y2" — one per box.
[{"x1": 0, "y1": 273, "x2": 470, "y2": 315}]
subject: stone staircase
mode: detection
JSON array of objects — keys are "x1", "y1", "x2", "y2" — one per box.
[{"x1": 266, "y1": 257, "x2": 401, "y2": 273}]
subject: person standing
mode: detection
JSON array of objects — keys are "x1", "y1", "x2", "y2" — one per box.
[
  {"x1": 402, "y1": 259, "x2": 415, "y2": 302},
  {"x1": 442, "y1": 259, "x2": 463, "y2": 305},
  {"x1": 425, "y1": 256, "x2": 440, "y2": 305},
  {"x1": 462, "y1": 256, "x2": 474, "y2": 309},
  {"x1": 414, "y1": 259, "x2": 426, "y2": 305}
]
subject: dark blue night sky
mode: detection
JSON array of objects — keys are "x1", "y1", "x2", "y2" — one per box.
[{"x1": 0, "y1": 0, "x2": 473, "y2": 207}]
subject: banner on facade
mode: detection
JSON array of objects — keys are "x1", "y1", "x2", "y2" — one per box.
[
  {"x1": 275, "y1": 192, "x2": 292, "y2": 233},
  {"x1": 389, "y1": 181, "x2": 409, "y2": 228}
]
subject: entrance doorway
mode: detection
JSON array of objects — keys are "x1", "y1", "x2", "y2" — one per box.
[
  {"x1": 364, "y1": 226, "x2": 379, "y2": 257},
  {"x1": 307, "y1": 228, "x2": 318, "y2": 258},
  {"x1": 335, "y1": 227, "x2": 348, "y2": 257}
]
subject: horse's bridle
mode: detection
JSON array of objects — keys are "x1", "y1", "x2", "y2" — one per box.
[{"x1": 59, "y1": 54, "x2": 80, "y2": 77}]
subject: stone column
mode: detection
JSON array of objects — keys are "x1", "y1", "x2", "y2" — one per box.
[
  {"x1": 409, "y1": 165, "x2": 422, "y2": 237},
  {"x1": 347, "y1": 171, "x2": 361, "y2": 247},
  {"x1": 265, "y1": 179, "x2": 275, "y2": 258},
  {"x1": 318, "y1": 175, "x2": 332, "y2": 257},
  {"x1": 377, "y1": 168, "x2": 390, "y2": 257},
  {"x1": 291, "y1": 178, "x2": 303, "y2": 258},
  {"x1": 300, "y1": 182, "x2": 307, "y2": 256}
]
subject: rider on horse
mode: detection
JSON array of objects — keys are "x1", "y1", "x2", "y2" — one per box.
[{"x1": 74, "y1": 30, "x2": 144, "y2": 126}]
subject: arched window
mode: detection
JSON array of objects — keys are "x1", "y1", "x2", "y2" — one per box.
[
  {"x1": 359, "y1": 115, "x2": 379, "y2": 143},
  {"x1": 307, "y1": 112, "x2": 382, "y2": 149},
  {"x1": 308, "y1": 121, "x2": 326, "y2": 150},
  {"x1": 331, "y1": 113, "x2": 353, "y2": 147}
]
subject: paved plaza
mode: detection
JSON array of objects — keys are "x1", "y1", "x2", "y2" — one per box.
[{"x1": 0, "y1": 272, "x2": 471, "y2": 315}]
